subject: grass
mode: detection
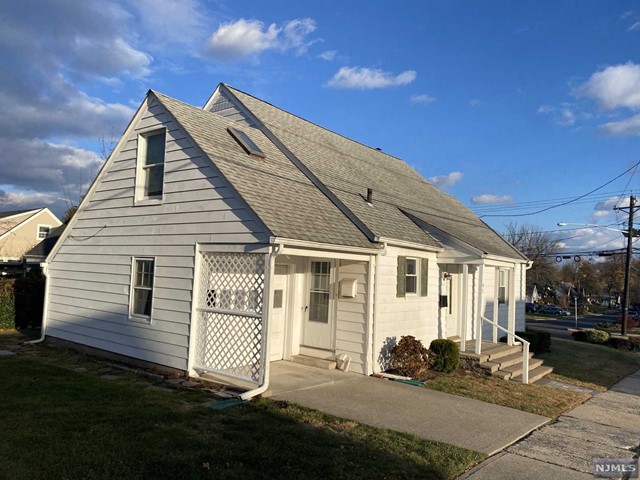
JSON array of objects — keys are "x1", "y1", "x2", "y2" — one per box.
[
  {"x1": 423, "y1": 370, "x2": 589, "y2": 418},
  {"x1": 538, "y1": 337, "x2": 640, "y2": 392},
  {"x1": 0, "y1": 336, "x2": 484, "y2": 480}
]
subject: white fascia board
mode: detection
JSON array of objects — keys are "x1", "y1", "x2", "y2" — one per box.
[
  {"x1": 46, "y1": 93, "x2": 152, "y2": 263},
  {"x1": 377, "y1": 237, "x2": 443, "y2": 253},
  {"x1": 202, "y1": 83, "x2": 224, "y2": 110},
  {"x1": 272, "y1": 237, "x2": 381, "y2": 256}
]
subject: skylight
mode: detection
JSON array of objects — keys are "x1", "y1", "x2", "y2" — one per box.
[{"x1": 227, "y1": 127, "x2": 265, "y2": 158}]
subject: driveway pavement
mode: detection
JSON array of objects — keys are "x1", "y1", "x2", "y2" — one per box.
[
  {"x1": 268, "y1": 361, "x2": 549, "y2": 455},
  {"x1": 461, "y1": 369, "x2": 640, "y2": 479}
]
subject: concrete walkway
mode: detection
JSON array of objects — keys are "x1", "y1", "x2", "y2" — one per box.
[
  {"x1": 461, "y1": 369, "x2": 640, "y2": 479},
  {"x1": 268, "y1": 361, "x2": 549, "y2": 455}
]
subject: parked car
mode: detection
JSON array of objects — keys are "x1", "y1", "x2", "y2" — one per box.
[
  {"x1": 539, "y1": 306, "x2": 570, "y2": 316},
  {"x1": 525, "y1": 303, "x2": 539, "y2": 313}
]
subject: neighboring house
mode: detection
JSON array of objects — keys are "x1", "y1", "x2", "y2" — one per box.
[
  {"x1": 0, "y1": 208, "x2": 61, "y2": 270},
  {"x1": 23, "y1": 224, "x2": 66, "y2": 268},
  {"x1": 41, "y1": 84, "x2": 530, "y2": 394}
]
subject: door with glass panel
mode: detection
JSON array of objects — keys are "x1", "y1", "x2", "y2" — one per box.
[{"x1": 303, "y1": 260, "x2": 334, "y2": 350}]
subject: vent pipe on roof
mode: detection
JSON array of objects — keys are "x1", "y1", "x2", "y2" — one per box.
[
  {"x1": 375, "y1": 147, "x2": 382, "y2": 151},
  {"x1": 366, "y1": 188, "x2": 373, "y2": 204}
]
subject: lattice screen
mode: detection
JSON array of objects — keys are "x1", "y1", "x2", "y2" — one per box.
[{"x1": 194, "y1": 252, "x2": 266, "y2": 384}]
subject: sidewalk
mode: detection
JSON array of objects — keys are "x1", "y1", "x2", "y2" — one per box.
[
  {"x1": 269, "y1": 361, "x2": 549, "y2": 455},
  {"x1": 460, "y1": 369, "x2": 640, "y2": 479}
]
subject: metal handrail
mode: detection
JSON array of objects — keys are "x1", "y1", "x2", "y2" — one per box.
[{"x1": 479, "y1": 316, "x2": 530, "y2": 384}]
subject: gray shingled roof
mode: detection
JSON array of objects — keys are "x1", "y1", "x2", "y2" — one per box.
[
  {"x1": 225, "y1": 86, "x2": 525, "y2": 260},
  {"x1": 153, "y1": 92, "x2": 375, "y2": 249},
  {"x1": 24, "y1": 224, "x2": 66, "y2": 259},
  {"x1": 0, "y1": 209, "x2": 38, "y2": 219}
]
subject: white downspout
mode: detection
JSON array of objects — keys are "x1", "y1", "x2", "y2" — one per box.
[
  {"x1": 25, "y1": 262, "x2": 49, "y2": 345},
  {"x1": 239, "y1": 243, "x2": 283, "y2": 401},
  {"x1": 371, "y1": 242, "x2": 387, "y2": 374}
]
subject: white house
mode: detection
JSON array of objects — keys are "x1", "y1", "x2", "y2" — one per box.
[{"x1": 41, "y1": 84, "x2": 539, "y2": 397}]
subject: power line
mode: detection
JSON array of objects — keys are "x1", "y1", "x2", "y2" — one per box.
[
  {"x1": 478, "y1": 160, "x2": 640, "y2": 218},
  {"x1": 471, "y1": 191, "x2": 621, "y2": 212}
]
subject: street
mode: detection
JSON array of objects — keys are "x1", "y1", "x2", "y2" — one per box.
[{"x1": 527, "y1": 312, "x2": 619, "y2": 340}]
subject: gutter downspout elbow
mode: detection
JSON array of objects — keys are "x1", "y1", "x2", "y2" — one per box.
[
  {"x1": 25, "y1": 262, "x2": 49, "y2": 345},
  {"x1": 239, "y1": 243, "x2": 283, "y2": 401}
]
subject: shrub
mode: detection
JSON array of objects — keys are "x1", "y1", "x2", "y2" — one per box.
[
  {"x1": 629, "y1": 336, "x2": 640, "y2": 352},
  {"x1": 595, "y1": 322, "x2": 618, "y2": 333},
  {"x1": 0, "y1": 279, "x2": 15, "y2": 330},
  {"x1": 390, "y1": 336, "x2": 429, "y2": 378},
  {"x1": 585, "y1": 329, "x2": 610, "y2": 344},
  {"x1": 572, "y1": 330, "x2": 588, "y2": 342},
  {"x1": 429, "y1": 339, "x2": 460, "y2": 373},
  {"x1": 13, "y1": 276, "x2": 45, "y2": 329},
  {"x1": 499, "y1": 330, "x2": 550, "y2": 354},
  {"x1": 608, "y1": 337, "x2": 632, "y2": 350}
]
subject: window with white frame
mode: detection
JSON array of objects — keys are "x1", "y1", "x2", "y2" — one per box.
[
  {"x1": 405, "y1": 258, "x2": 418, "y2": 294},
  {"x1": 131, "y1": 258, "x2": 155, "y2": 319},
  {"x1": 137, "y1": 129, "x2": 166, "y2": 201},
  {"x1": 37, "y1": 225, "x2": 51, "y2": 239},
  {"x1": 498, "y1": 269, "x2": 508, "y2": 304}
]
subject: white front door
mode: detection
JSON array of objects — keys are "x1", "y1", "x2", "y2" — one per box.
[
  {"x1": 441, "y1": 267, "x2": 460, "y2": 337},
  {"x1": 302, "y1": 260, "x2": 334, "y2": 350},
  {"x1": 270, "y1": 264, "x2": 289, "y2": 361}
]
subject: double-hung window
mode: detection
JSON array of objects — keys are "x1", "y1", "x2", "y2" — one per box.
[
  {"x1": 498, "y1": 269, "x2": 508, "y2": 304},
  {"x1": 131, "y1": 258, "x2": 155, "y2": 319},
  {"x1": 405, "y1": 258, "x2": 418, "y2": 294},
  {"x1": 37, "y1": 225, "x2": 51, "y2": 239},
  {"x1": 137, "y1": 130, "x2": 166, "y2": 201}
]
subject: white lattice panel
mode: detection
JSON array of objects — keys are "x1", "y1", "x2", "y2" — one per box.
[
  {"x1": 195, "y1": 311, "x2": 263, "y2": 382},
  {"x1": 197, "y1": 253, "x2": 265, "y2": 313},
  {"x1": 194, "y1": 252, "x2": 266, "y2": 384}
]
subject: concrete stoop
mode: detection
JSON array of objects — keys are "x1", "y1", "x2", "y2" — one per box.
[
  {"x1": 458, "y1": 341, "x2": 553, "y2": 384},
  {"x1": 290, "y1": 355, "x2": 337, "y2": 370}
]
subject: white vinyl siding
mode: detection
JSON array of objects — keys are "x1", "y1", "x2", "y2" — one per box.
[
  {"x1": 45, "y1": 96, "x2": 267, "y2": 371},
  {"x1": 208, "y1": 89, "x2": 255, "y2": 126},
  {"x1": 375, "y1": 246, "x2": 440, "y2": 371},
  {"x1": 335, "y1": 260, "x2": 368, "y2": 375}
]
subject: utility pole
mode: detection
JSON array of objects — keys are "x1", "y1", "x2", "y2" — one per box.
[{"x1": 615, "y1": 194, "x2": 637, "y2": 336}]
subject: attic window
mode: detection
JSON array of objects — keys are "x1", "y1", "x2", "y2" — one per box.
[{"x1": 227, "y1": 127, "x2": 265, "y2": 158}]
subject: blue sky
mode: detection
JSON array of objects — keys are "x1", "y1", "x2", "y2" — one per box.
[{"x1": 1, "y1": 1, "x2": 639, "y2": 256}]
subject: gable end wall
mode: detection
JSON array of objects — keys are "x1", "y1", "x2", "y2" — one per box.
[{"x1": 45, "y1": 97, "x2": 267, "y2": 371}]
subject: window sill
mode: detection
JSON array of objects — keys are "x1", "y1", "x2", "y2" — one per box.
[
  {"x1": 129, "y1": 314, "x2": 152, "y2": 325},
  {"x1": 135, "y1": 197, "x2": 163, "y2": 207}
]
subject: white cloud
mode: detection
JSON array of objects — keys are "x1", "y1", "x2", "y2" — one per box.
[
  {"x1": 576, "y1": 62, "x2": 640, "y2": 110},
  {"x1": 590, "y1": 196, "x2": 628, "y2": 222},
  {"x1": 327, "y1": 67, "x2": 417, "y2": 89},
  {"x1": 469, "y1": 99, "x2": 482, "y2": 107},
  {"x1": 629, "y1": 21, "x2": 640, "y2": 31},
  {"x1": 318, "y1": 50, "x2": 337, "y2": 61},
  {"x1": 470, "y1": 194, "x2": 513, "y2": 205},
  {"x1": 600, "y1": 114, "x2": 640, "y2": 135},
  {"x1": 205, "y1": 17, "x2": 317, "y2": 61},
  {"x1": 621, "y1": 11, "x2": 634, "y2": 20},
  {"x1": 410, "y1": 94, "x2": 436, "y2": 105},
  {"x1": 558, "y1": 108, "x2": 576, "y2": 126},
  {"x1": 428, "y1": 171, "x2": 463, "y2": 189}
]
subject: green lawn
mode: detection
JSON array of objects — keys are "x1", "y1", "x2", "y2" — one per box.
[
  {"x1": 0, "y1": 340, "x2": 483, "y2": 480},
  {"x1": 538, "y1": 338, "x2": 640, "y2": 391},
  {"x1": 424, "y1": 370, "x2": 589, "y2": 418}
]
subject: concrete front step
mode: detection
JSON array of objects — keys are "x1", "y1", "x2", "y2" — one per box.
[
  {"x1": 290, "y1": 355, "x2": 337, "y2": 370},
  {"x1": 460, "y1": 343, "x2": 523, "y2": 364},
  {"x1": 493, "y1": 358, "x2": 544, "y2": 380},
  {"x1": 479, "y1": 352, "x2": 535, "y2": 373},
  {"x1": 511, "y1": 365, "x2": 554, "y2": 384}
]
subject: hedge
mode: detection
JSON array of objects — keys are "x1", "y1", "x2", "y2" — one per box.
[
  {"x1": 500, "y1": 329, "x2": 551, "y2": 354},
  {"x1": 0, "y1": 279, "x2": 15, "y2": 330},
  {"x1": 0, "y1": 276, "x2": 45, "y2": 330}
]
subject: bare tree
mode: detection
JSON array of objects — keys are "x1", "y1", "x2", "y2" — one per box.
[
  {"x1": 504, "y1": 223, "x2": 559, "y2": 296},
  {"x1": 61, "y1": 128, "x2": 117, "y2": 223}
]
